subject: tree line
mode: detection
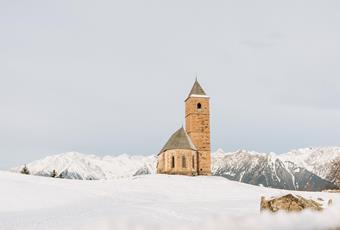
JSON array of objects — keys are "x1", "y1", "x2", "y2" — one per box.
[{"x1": 20, "y1": 165, "x2": 63, "y2": 178}]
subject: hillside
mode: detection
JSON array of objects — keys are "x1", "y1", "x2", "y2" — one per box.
[{"x1": 0, "y1": 171, "x2": 339, "y2": 230}]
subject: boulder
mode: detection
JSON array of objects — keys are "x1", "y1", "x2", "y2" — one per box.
[{"x1": 260, "y1": 194, "x2": 323, "y2": 212}]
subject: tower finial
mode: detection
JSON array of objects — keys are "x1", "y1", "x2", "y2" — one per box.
[{"x1": 195, "y1": 72, "x2": 199, "y2": 81}]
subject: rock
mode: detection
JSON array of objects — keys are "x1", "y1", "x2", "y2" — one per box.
[
  {"x1": 260, "y1": 194, "x2": 323, "y2": 212},
  {"x1": 133, "y1": 166, "x2": 151, "y2": 176}
]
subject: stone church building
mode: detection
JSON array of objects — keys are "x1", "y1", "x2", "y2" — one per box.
[{"x1": 157, "y1": 80, "x2": 211, "y2": 176}]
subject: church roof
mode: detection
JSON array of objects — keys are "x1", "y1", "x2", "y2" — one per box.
[
  {"x1": 188, "y1": 79, "x2": 207, "y2": 97},
  {"x1": 159, "y1": 127, "x2": 197, "y2": 155}
]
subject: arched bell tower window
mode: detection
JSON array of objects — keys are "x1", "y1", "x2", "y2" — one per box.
[
  {"x1": 171, "y1": 156, "x2": 175, "y2": 168},
  {"x1": 197, "y1": 103, "x2": 202, "y2": 111}
]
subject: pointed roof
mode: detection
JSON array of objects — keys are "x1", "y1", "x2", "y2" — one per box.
[
  {"x1": 159, "y1": 127, "x2": 197, "y2": 155},
  {"x1": 188, "y1": 79, "x2": 207, "y2": 97}
]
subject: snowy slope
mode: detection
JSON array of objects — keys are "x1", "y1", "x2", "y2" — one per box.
[
  {"x1": 12, "y1": 152, "x2": 156, "y2": 180},
  {"x1": 0, "y1": 171, "x2": 339, "y2": 230}
]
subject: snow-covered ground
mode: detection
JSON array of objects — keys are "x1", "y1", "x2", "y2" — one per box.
[{"x1": 0, "y1": 171, "x2": 339, "y2": 230}]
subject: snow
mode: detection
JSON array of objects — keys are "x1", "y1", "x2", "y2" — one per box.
[
  {"x1": 0, "y1": 171, "x2": 339, "y2": 230},
  {"x1": 189, "y1": 94, "x2": 210, "y2": 98}
]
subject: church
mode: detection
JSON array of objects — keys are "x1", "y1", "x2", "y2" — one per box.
[{"x1": 157, "y1": 80, "x2": 211, "y2": 176}]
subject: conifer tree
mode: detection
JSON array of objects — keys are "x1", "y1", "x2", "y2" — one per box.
[
  {"x1": 57, "y1": 172, "x2": 63, "y2": 179},
  {"x1": 51, "y1": 170, "x2": 57, "y2": 178},
  {"x1": 20, "y1": 165, "x2": 30, "y2": 175}
]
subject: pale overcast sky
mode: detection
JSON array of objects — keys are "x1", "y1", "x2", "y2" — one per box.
[{"x1": 1, "y1": 0, "x2": 340, "y2": 169}]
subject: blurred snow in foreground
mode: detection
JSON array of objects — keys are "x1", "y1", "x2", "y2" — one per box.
[{"x1": 0, "y1": 171, "x2": 339, "y2": 230}]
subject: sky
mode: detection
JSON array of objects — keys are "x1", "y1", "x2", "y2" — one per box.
[{"x1": 1, "y1": 0, "x2": 340, "y2": 169}]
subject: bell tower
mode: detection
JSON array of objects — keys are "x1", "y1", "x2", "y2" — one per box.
[{"x1": 185, "y1": 79, "x2": 211, "y2": 176}]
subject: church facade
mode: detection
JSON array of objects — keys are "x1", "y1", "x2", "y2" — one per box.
[{"x1": 157, "y1": 80, "x2": 211, "y2": 176}]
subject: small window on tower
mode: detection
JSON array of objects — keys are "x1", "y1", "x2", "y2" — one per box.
[
  {"x1": 171, "y1": 156, "x2": 175, "y2": 168},
  {"x1": 197, "y1": 103, "x2": 202, "y2": 111}
]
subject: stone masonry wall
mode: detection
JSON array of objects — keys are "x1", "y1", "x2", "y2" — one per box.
[
  {"x1": 157, "y1": 149, "x2": 198, "y2": 176},
  {"x1": 185, "y1": 97, "x2": 211, "y2": 176}
]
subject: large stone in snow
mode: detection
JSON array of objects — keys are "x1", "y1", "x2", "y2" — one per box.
[{"x1": 260, "y1": 194, "x2": 323, "y2": 212}]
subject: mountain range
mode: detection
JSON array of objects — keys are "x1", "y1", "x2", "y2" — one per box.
[
  {"x1": 13, "y1": 152, "x2": 156, "y2": 180},
  {"x1": 12, "y1": 147, "x2": 340, "y2": 191},
  {"x1": 212, "y1": 147, "x2": 340, "y2": 191}
]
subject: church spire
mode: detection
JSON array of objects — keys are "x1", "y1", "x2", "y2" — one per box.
[{"x1": 188, "y1": 79, "x2": 207, "y2": 97}]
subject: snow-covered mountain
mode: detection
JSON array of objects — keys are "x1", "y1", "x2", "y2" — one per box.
[
  {"x1": 12, "y1": 147, "x2": 340, "y2": 191},
  {"x1": 12, "y1": 152, "x2": 156, "y2": 180},
  {"x1": 212, "y1": 149, "x2": 338, "y2": 191},
  {"x1": 279, "y1": 147, "x2": 340, "y2": 185}
]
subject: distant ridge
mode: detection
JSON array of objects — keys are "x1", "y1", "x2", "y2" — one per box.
[
  {"x1": 213, "y1": 148, "x2": 339, "y2": 191},
  {"x1": 12, "y1": 152, "x2": 156, "y2": 180},
  {"x1": 12, "y1": 147, "x2": 340, "y2": 191}
]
